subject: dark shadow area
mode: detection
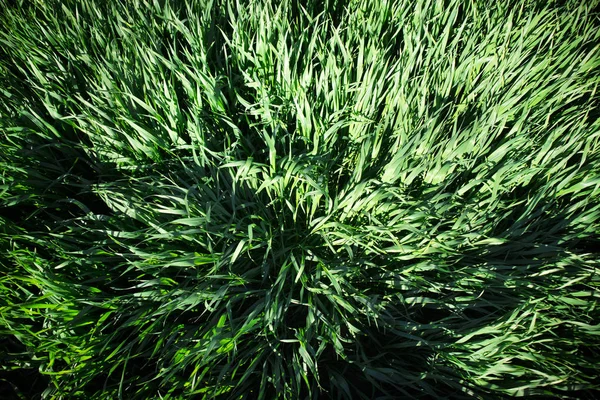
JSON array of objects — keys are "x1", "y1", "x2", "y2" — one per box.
[{"x1": 0, "y1": 336, "x2": 49, "y2": 400}]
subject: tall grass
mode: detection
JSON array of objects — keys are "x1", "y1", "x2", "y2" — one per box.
[{"x1": 1, "y1": 0, "x2": 599, "y2": 398}]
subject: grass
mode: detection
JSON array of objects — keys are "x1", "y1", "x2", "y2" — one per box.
[{"x1": 1, "y1": 0, "x2": 599, "y2": 398}]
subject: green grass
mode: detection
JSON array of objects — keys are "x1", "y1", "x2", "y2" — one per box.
[{"x1": 1, "y1": 0, "x2": 599, "y2": 398}]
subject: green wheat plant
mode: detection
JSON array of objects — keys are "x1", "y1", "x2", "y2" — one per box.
[{"x1": 1, "y1": 0, "x2": 599, "y2": 398}]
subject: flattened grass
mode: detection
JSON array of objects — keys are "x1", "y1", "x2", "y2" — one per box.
[{"x1": 1, "y1": 0, "x2": 600, "y2": 398}]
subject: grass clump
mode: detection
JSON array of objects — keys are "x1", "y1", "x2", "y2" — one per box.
[{"x1": 1, "y1": 0, "x2": 600, "y2": 398}]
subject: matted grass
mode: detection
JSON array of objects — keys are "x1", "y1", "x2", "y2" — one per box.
[{"x1": 1, "y1": 0, "x2": 599, "y2": 398}]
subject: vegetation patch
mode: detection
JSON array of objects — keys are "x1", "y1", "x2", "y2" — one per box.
[{"x1": 1, "y1": 0, "x2": 599, "y2": 398}]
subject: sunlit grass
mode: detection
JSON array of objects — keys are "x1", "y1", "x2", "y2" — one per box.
[{"x1": 1, "y1": 0, "x2": 599, "y2": 398}]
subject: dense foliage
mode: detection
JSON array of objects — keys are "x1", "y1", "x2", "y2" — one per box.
[{"x1": 1, "y1": 0, "x2": 599, "y2": 398}]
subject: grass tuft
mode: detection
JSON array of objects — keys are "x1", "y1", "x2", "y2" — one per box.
[{"x1": 1, "y1": 0, "x2": 600, "y2": 398}]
